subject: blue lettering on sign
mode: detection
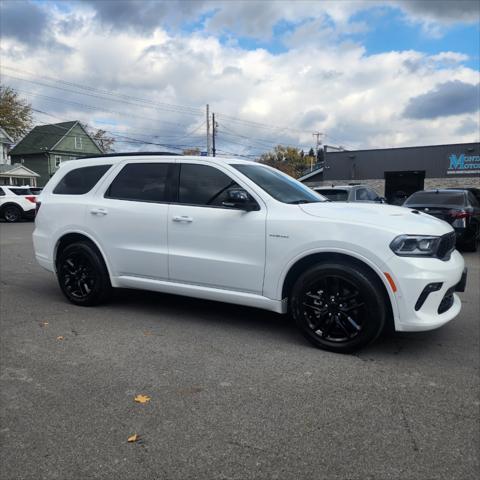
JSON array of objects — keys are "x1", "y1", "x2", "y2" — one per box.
[{"x1": 447, "y1": 153, "x2": 480, "y2": 174}]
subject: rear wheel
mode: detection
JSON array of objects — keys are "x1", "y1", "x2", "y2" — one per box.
[
  {"x1": 56, "y1": 242, "x2": 112, "y2": 306},
  {"x1": 462, "y1": 227, "x2": 478, "y2": 252},
  {"x1": 290, "y1": 261, "x2": 386, "y2": 353},
  {"x1": 2, "y1": 205, "x2": 22, "y2": 223}
]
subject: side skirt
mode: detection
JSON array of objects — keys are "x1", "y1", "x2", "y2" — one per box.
[{"x1": 114, "y1": 275, "x2": 287, "y2": 314}]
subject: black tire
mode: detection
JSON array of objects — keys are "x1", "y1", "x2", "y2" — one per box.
[
  {"x1": 290, "y1": 260, "x2": 387, "y2": 353},
  {"x1": 2, "y1": 205, "x2": 22, "y2": 223},
  {"x1": 56, "y1": 241, "x2": 112, "y2": 306},
  {"x1": 462, "y1": 228, "x2": 478, "y2": 252}
]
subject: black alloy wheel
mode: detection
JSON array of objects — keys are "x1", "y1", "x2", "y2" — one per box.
[
  {"x1": 291, "y1": 261, "x2": 387, "y2": 353},
  {"x1": 3, "y1": 205, "x2": 22, "y2": 223},
  {"x1": 57, "y1": 242, "x2": 112, "y2": 306}
]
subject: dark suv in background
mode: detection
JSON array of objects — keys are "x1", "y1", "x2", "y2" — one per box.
[{"x1": 404, "y1": 189, "x2": 480, "y2": 251}]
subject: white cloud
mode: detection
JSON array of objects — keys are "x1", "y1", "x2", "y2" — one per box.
[{"x1": 0, "y1": 1, "x2": 478, "y2": 154}]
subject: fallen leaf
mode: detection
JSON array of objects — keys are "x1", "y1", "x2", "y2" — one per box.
[
  {"x1": 143, "y1": 331, "x2": 153, "y2": 336},
  {"x1": 56, "y1": 336, "x2": 64, "y2": 341},
  {"x1": 134, "y1": 394, "x2": 151, "y2": 404},
  {"x1": 39, "y1": 322, "x2": 49, "y2": 327},
  {"x1": 127, "y1": 434, "x2": 139, "y2": 443}
]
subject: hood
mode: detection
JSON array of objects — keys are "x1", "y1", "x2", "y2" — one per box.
[{"x1": 299, "y1": 202, "x2": 453, "y2": 236}]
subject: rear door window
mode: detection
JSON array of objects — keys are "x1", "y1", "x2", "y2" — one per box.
[
  {"x1": 54, "y1": 164, "x2": 112, "y2": 195},
  {"x1": 105, "y1": 162, "x2": 172, "y2": 203}
]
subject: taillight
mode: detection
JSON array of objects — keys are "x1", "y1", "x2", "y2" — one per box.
[
  {"x1": 449, "y1": 209, "x2": 471, "y2": 219},
  {"x1": 26, "y1": 195, "x2": 36, "y2": 204},
  {"x1": 35, "y1": 201, "x2": 41, "y2": 216}
]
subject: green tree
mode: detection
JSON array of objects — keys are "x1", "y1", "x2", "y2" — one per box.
[
  {"x1": 0, "y1": 85, "x2": 33, "y2": 141},
  {"x1": 258, "y1": 145, "x2": 308, "y2": 178}
]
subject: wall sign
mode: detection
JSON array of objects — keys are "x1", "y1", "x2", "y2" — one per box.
[{"x1": 447, "y1": 153, "x2": 480, "y2": 175}]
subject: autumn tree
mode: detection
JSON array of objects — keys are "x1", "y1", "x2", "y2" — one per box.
[
  {"x1": 258, "y1": 145, "x2": 309, "y2": 178},
  {"x1": 0, "y1": 85, "x2": 33, "y2": 141},
  {"x1": 81, "y1": 123, "x2": 115, "y2": 153},
  {"x1": 182, "y1": 147, "x2": 201, "y2": 155}
]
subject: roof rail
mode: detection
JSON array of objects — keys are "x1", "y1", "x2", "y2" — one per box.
[{"x1": 85, "y1": 151, "x2": 183, "y2": 159}]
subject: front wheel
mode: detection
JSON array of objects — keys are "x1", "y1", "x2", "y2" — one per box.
[
  {"x1": 56, "y1": 242, "x2": 112, "y2": 306},
  {"x1": 290, "y1": 261, "x2": 387, "y2": 353}
]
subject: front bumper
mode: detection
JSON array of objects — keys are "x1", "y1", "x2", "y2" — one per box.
[{"x1": 388, "y1": 249, "x2": 465, "y2": 332}]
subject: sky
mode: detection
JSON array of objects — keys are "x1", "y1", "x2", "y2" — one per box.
[{"x1": 0, "y1": 0, "x2": 479, "y2": 156}]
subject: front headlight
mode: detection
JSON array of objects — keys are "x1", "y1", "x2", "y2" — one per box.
[{"x1": 390, "y1": 235, "x2": 441, "y2": 257}]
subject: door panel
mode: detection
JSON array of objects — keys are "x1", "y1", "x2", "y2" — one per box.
[
  {"x1": 168, "y1": 204, "x2": 266, "y2": 293},
  {"x1": 87, "y1": 198, "x2": 169, "y2": 279},
  {"x1": 86, "y1": 161, "x2": 173, "y2": 280},
  {"x1": 168, "y1": 162, "x2": 266, "y2": 294}
]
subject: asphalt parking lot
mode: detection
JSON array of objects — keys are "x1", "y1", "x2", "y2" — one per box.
[{"x1": 0, "y1": 222, "x2": 478, "y2": 480}]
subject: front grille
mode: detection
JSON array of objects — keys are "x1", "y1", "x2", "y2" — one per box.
[
  {"x1": 438, "y1": 286, "x2": 455, "y2": 314},
  {"x1": 437, "y1": 232, "x2": 456, "y2": 261}
]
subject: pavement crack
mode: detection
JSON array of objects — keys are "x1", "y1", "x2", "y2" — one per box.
[{"x1": 400, "y1": 403, "x2": 420, "y2": 453}]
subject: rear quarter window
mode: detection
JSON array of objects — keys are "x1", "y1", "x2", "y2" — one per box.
[{"x1": 53, "y1": 164, "x2": 112, "y2": 195}]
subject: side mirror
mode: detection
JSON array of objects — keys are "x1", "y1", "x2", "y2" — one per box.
[
  {"x1": 222, "y1": 189, "x2": 258, "y2": 211},
  {"x1": 376, "y1": 196, "x2": 387, "y2": 203}
]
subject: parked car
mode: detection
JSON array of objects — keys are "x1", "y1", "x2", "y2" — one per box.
[
  {"x1": 313, "y1": 185, "x2": 385, "y2": 203},
  {"x1": 33, "y1": 155, "x2": 466, "y2": 353},
  {"x1": 404, "y1": 189, "x2": 480, "y2": 252},
  {"x1": 0, "y1": 186, "x2": 36, "y2": 222}
]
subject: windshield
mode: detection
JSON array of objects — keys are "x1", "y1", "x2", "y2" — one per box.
[
  {"x1": 316, "y1": 189, "x2": 349, "y2": 201},
  {"x1": 232, "y1": 164, "x2": 325, "y2": 204},
  {"x1": 405, "y1": 191, "x2": 466, "y2": 207}
]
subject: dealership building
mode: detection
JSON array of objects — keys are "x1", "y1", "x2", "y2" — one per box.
[{"x1": 299, "y1": 142, "x2": 480, "y2": 203}]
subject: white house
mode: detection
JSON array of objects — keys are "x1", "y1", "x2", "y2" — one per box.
[{"x1": 0, "y1": 126, "x2": 40, "y2": 186}]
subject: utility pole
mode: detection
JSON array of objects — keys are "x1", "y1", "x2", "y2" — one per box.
[
  {"x1": 311, "y1": 132, "x2": 324, "y2": 171},
  {"x1": 206, "y1": 104, "x2": 211, "y2": 156},
  {"x1": 212, "y1": 113, "x2": 216, "y2": 157}
]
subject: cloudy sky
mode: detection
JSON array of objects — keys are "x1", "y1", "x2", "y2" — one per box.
[{"x1": 1, "y1": 0, "x2": 479, "y2": 156}]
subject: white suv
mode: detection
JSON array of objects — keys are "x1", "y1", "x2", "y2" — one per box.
[
  {"x1": 0, "y1": 186, "x2": 37, "y2": 222},
  {"x1": 33, "y1": 154, "x2": 467, "y2": 352}
]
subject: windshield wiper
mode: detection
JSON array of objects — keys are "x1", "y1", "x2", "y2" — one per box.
[{"x1": 287, "y1": 200, "x2": 313, "y2": 204}]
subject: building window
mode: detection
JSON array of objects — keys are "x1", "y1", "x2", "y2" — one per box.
[
  {"x1": 55, "y1": 155, "x2": 62, "y2": 168},
  {"x1": 75, "y1": 136, "x2": 83, "y2": 149}
]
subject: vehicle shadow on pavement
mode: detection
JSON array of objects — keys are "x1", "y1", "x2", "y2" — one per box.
[{"x1": 111, "y1": 288, "x2": 305, "y2": 347}]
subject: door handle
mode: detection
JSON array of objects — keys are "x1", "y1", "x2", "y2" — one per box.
[
  {"x1": 90, "y1": 208, "x2": 108, "y2": 216},
  {"x1": 172, "y1": 215, "x2": 193, "y2": 223}
]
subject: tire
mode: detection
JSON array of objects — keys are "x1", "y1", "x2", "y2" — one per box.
[
  {"x1": 56, "y1": 241, "x2": 112, "y2": 306},
  {"x1": 2, "y1": 205, "x2": 22, "y2": 223},
  {"x1": 461, "y1": 228, "x2": 478, "y2": 252},
  {"x1": 290, "y1": 260, "x2": 387, "y2": 353}
]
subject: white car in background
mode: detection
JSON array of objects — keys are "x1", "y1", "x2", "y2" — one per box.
[
  {"x1": 0, "y1": 186, "x2": 37, "y2": 222},
  {"x1": 33, "y1": 154, "x2": 466, "y2": 353}
]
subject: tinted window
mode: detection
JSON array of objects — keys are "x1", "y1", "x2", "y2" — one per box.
[
  {"x1": 179, "y1": 164, "x2": 242, "y2": 206},
  {"x1": 0, "y1": 188, "x2": 5, "y2": 196},
  {"x1": 232, "y1": 164, "x2": 324, "y2": 204},
  {"x1": 7, "y1": 188, "x2": 33, "y2": 195},
  {"x1": 106, "y1": 163, "x2": 171, "y2": 202},
  {"x1": 355, "y1": 188, "x2": 369, "y2": 201},
  {"x1": 366, "y1": 188, "x2": 380, "y2": 201},
  {"x1": 317, "y1": 189, "x2": 348, "y2": 201},
  {"x1": 404, "y1": 191, "x2": 466, "y2": 206},
  {"x1": 468, "y1": 192, "x2": 480, "y2": 207},
  {"x1": 54, "y1": 165, "x2": 112, "y2": 195}
]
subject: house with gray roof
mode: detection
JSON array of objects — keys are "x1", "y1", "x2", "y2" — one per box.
[{"x1": 9, "y1": 121, "x2": 103, "y2": 186}]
